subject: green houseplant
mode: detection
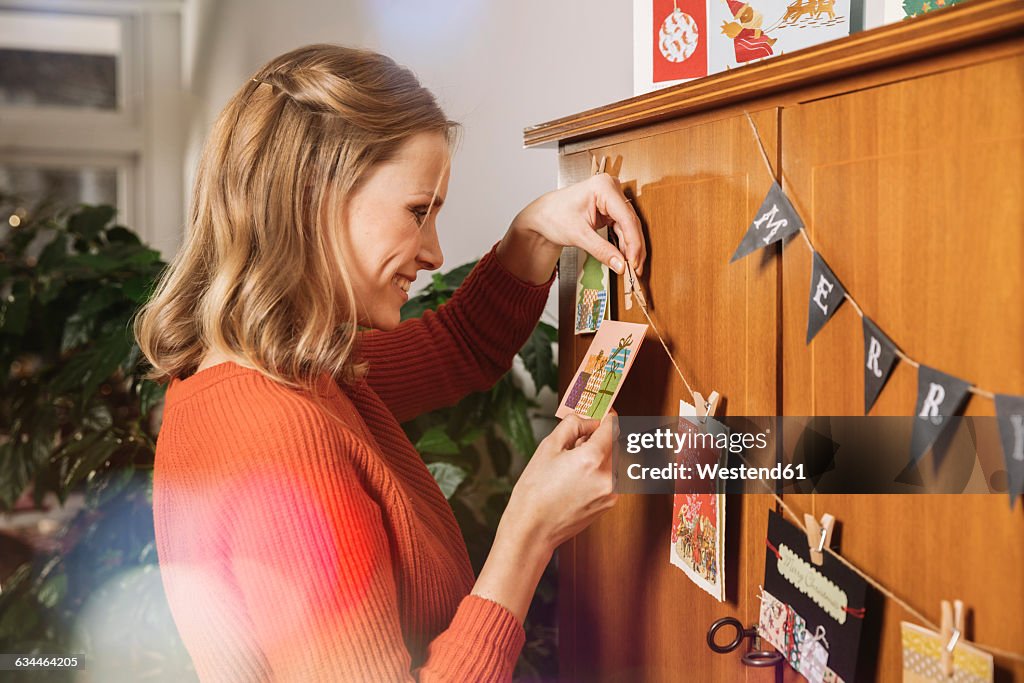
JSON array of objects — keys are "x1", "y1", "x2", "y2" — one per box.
[
  {"x1": 0, "y1": 197, "x2": 560, "y2": 679},
  {"x1": 0, "y1": 197, "x2": 190, "y2": 680}
]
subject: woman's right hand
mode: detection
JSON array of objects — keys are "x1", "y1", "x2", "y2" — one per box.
[
  {"x1": 500, "y1": 412, "x2": 619, "y2": 556},
  {"x1": 472, "y1": 412, "x2": 618, "y2": 623}
]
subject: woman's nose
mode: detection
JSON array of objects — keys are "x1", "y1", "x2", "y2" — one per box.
[{"x1": 417, "y1": 220, "x2": 444, "y2": 271}]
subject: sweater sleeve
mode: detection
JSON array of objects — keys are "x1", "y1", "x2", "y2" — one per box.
[
  {"x1": 359, "y1": 242, "x2": 554, "y2": 423},
  {"x1": 227, "y1": 410, "x2": 524, "y2": 682}
]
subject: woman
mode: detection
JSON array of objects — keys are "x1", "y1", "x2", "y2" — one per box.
[{"x1": 136, "y1": 44, "x2": 645, "y2": 682}]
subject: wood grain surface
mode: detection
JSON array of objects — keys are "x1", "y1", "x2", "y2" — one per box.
[{"x1": 547, "y1": 16, "x2": 1024, "y2": 683}]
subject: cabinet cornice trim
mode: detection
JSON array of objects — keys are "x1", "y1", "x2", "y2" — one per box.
[{"x1": 523, "y1": 0, "x2": 1022, "y2": 147}]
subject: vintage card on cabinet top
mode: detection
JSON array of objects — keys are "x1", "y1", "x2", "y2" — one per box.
[{"x1": 557, "y1": 321, "x2": 648, "y2": 420}]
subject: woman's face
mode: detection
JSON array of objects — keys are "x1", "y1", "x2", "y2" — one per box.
[{"x1": 339, "y1": 131, "x2": 449, "y2": 330}]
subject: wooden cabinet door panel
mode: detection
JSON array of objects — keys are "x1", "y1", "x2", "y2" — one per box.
[
  {"x1": 557, "y1": 109, "x2": 782, "y2": 682},
  {"x1": 780, "y1": 54, "x2": 1024, "y2": 681}
]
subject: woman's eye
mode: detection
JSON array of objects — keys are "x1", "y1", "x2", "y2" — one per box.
[{"x1": 410, "y1": 207, "x2": 429, "y2": 224}]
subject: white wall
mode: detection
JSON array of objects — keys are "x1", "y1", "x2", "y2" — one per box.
[{"x1": 183, "y1": 0, "x2": 633, "y2": 313}]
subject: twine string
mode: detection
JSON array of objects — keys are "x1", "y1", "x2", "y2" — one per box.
[
  {"x1": 625, "y1": 263, "x2": 698, "y2": 399},
  {"x1": 635, "y1": 298, "x2": 696, "y2": 399},
  {"x1": 742, "y1": 112, "x2": 997, "y2": 400},
  {"x1": 592, "y1": 153, "x2": 701, "y2": 403}
]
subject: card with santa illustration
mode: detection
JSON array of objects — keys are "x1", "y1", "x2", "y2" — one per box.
[
  {"x1": 708, "y1": 0, "x2": 856, "y2": 72},
  {"x1": 635, "y1": 0, "x2": 861, "y2": 94}
]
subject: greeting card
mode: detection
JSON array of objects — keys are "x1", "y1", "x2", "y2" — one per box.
[
  {"x1": 709, "y1": 0, "x2": 855, "y2": 73},
  {"x1": 574, "y1": 234, "x2": 610, "y2": 334},
  {"x1": 763, "y1": 510, "x2": 869, "y2": 682},
  {"x1": 901, "y1": 622, "x2": 994, "y2": 683},
  {"x1": 669, "y1": 398, "x2": 727, "y2": 600},
  {"x1": 635, "y1": 0, "x2": 710, "y2": 93},
  {"x1": 558, "y1": 321, "x2": 648, "y2": 420}
]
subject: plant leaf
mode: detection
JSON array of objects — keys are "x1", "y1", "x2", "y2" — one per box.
[
  {"x1": 0, "y1": 280, "x2": 31, "y2": 335},
  {"x1": 400, "y1": 295, "x2": 433, "y2": 321},
  {"x1": 497, "y1": 383, "x2": 536, "y2": 456},
  {"x1": 458, "y1": 426, "x2": 485, "y2": 447},
  {"x1": 104, "y1": 226, "x2": 141, "y2": 245},
  {"x1": 51, "y1": 332, "x2": 133, "y2": 398},
  {"x1": 60, "y1": 431, "x2": 119, "y2": 490},
  {"x1": 138, "y1": 380, "x2": 166, "y2": 416},
  {"x1": 67, "y1": 205, "x2": 115, "y2": 242},
  {"x1": 519, "y1": 325, "x2": 558, "y2": 394},
  {"x1": 485, "y1": 431, "x2": 513, "y2": 477},
  {"x1": 426, "y1": 462, "x2": 467, "y2": 499},
  {"x1": 538, "y1": 321, "x2": 557, "y2": 342},
  {"x1": 0, "y1": 442, "x2": 29, "y2": 508},
  {"x1": 442, "y1": 260, "x2": 476, "y2": 289},
  {"x1": 415, "y1": 426, "x2": 460, "y2": 455},
  {"x1": 36, "y1": 232, "x2": 69, "y2": 271},
  {"x1": 82, "y1": 403, "x2": 114, "y2": 431},
  {"x1": 37, "y1": 572, "x2": 67, "y2": 609},
  {"x1": 77, "y1": 287, "x2": 121, "y2": 319},
  {"x1": 120, "y1": 275, "x2": 154, "y2": 304},
  {"x1": 60, "y1": 313, "x2": 94, "y2": 353}
]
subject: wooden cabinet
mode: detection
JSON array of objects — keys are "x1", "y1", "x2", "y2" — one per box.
[{"x1": 528, "y1": 1, "x2": 1024, "y2": 680}]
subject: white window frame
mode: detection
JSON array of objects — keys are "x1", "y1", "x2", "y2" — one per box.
[
  {"x1": 0, "y1": 150, "x2": 135, "y2": 225},
  {"x1": 0, "y1": 0, "x2": 186, "y2": 258}
]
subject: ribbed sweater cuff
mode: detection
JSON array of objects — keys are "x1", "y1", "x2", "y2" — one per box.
[{"x1": 447, "y1": 594, "x2": 525, "y2": 679}]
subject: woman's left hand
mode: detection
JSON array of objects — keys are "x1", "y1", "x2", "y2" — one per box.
[{"x1": 496, "y1": 173, "x2": 647, "y2": 284}]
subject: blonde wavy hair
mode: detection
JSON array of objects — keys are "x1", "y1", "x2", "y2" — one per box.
[{"x1": 134, "y1": 44, "x2": 458, "y2": 393}]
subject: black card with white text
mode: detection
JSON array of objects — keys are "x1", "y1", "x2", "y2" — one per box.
[{"x1": 763, "y1": 510, "x2": 869, "y2": 682}]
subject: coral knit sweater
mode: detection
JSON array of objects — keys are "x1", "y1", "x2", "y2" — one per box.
[{"x1": 153, "y1": 244, "x2": 554, "y2": 682}]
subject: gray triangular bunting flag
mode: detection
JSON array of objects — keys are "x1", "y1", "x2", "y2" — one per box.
[
  {"x1": 893, "y1": 458, "x2": 924, "y2": 487},
  {"x1": 862, "y1": 317, "x2": 899, "y2": 413},
  {"x1": 806, "y1": 252, "x2": 846, "y2": 344},
  {"x1": 994, "y1": 393, "x2": 1024, "y2": 509},
  {"x1": 730, "y1": 182, "x2": 804, "y2": 262},
  {"x1": 909, "y1": 365, "x2": 971, "y2": 465}
]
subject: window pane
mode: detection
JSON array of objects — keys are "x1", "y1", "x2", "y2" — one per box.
[
  {"x1": 0, "y1": 48, "x2": 117, "y2": 109},
  {"x1": 0, "y1": 164, "x2": 118, "y2": 211},
  {"x1": 0, "y1": 11, "x2": 121, "y2": 110}
]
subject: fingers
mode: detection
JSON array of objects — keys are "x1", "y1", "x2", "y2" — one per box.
[
  {"x1": 585, "y1": 411, "x2": 619, "y2": 468},
  {"x1": 612, "y1": 222, "x2": 648, "y2": 279},
  {"x1": 593, "y1": 175, "x2": 646, "y2": 276},
  {"x1": 589, "y1": 409, "x2": 618, "y2": 450},
  {"x1": 549, "y1": 413, "x2": 601, "y2": 450},
  {"x1": 578, "y1": 226, "x2": 626, "y2": 275}
]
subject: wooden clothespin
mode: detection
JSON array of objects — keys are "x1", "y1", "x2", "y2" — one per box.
[
  {"x1": 623, "y1": 260, "x2": 646, "y2": 312},
  {"x1": 694, "y1": 390, "x2": 721, "y2": 423},
  {"x1": 622, "y1": 258, "x2": 630, "y2": 311},
  {"x1": 803, "y1": 512, "x2": 836, "y2": 566},
  {"x1": 940, "y1": 599, "x2": 964, "y2": 677}
]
